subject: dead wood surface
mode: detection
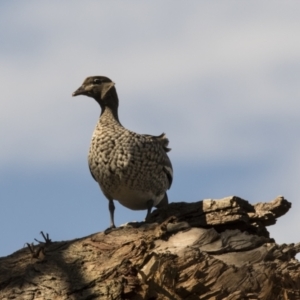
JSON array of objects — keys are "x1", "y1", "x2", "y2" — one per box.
[{"x1": 1, "y1": 196, "x2": 300, "y2": 300}]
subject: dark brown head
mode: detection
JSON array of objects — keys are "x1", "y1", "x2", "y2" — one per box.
[{"x1": 72, "y1": 76, "x2": 118, "y2": 110}]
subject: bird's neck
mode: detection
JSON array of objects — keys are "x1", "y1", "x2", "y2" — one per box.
[
  {"x1": 100, "y1": 106, "x2": 121, "y2": 126},
  {"x1": 98, "y1": 88, "x2": 121, "y2": 125}
]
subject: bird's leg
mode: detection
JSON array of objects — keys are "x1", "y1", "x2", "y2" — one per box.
[
  {"x1": 108, "y1": 199, "x2": 116, "y2": 228},
  {"x1": 104, "y1": 199, "x2": 122, "y2": 234},
  {"x1": 145, "y1": 199, "x2": 154, "y2": 221}
]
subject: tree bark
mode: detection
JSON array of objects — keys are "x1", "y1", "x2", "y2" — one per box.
[{"x1": 1, "y1": 196, "x2": 299, "y2": 300}]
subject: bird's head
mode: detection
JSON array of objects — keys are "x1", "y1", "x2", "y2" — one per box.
[{"x1": 72, "y1": 76, "x2": 117, "y2": 107}]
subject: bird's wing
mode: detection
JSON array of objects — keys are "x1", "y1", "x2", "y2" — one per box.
[
  {"x1": 143, "y1": 133, "x2": 173, "y2": 189},
  {"x1": 163, "y1": 155, "x2": 173, "y2": 189}
]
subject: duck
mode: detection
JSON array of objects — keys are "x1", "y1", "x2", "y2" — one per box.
[{"x1": 72, "y1": 76, "x2": 173, "y2": 229}]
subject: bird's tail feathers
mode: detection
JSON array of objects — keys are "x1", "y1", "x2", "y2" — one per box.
[{"x1": 156, "y1": 133, "x2": 171, "y2": 152}]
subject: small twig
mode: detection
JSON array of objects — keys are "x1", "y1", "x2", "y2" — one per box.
[
  {"x1": 34, "y1": 231, "x2": 52, "y2": 245},
  {"x1": 26, "y1": 243, "x2": 35, "y2": 254},
  {"x1": 26, "y1": 231, "x2": 52, "y2": 259},
  {"x1": 26, "y1": 242, "x2": 45, "y2": 259}
]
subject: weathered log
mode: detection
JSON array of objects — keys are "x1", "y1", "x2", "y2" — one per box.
[{"x1": 0, "y1": 196, "x2": 299, "y2": 300}]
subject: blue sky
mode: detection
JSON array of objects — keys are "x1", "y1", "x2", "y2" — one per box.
[{"x1": 1, "y1": 2, "x2": 300, "y2": 257}]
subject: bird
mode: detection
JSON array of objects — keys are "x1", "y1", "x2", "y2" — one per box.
[{"x1": 72, "y1": 76, "x2": 173, "y2": 229}]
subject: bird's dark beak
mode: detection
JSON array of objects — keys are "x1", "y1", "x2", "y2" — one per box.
[{"x1": 72, "y1": 86, "x2": 85, "y2": 97}]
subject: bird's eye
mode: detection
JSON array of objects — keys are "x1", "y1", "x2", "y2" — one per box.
[{"x1": 93, "y1": 78, "x2": 101, "y2": 84}]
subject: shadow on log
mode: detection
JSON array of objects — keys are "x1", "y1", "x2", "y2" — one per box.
[{"x1": 0, "y1": 196, "x2": 299, "y2": 300}]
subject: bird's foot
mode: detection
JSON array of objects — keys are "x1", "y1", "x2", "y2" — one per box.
[{"x1": 104, "y1": 225, "x2": 122, "y2": 235}]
